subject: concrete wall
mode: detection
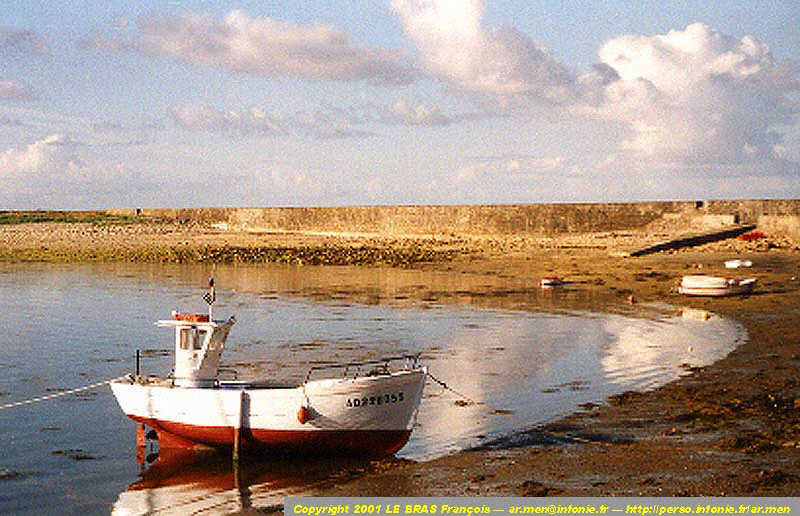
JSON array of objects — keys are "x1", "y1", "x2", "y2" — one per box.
[
  {"x1": 700, "y1": 199, "x2": 800, "y2": 224},
  {"x1": 758, "y1": 215, "x2": 800, "y2": 242},
  {"x1": 116, "y1": 199, "x2": 800, "y2": 238}
]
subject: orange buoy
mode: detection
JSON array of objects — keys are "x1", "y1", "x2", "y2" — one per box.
[{"x1": 297, "y1": 406, "x2": 311, "y2": 424}]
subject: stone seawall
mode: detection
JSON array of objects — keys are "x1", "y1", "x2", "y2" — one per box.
[{"x1": 110, "y1": 199, "x2": 800, "y2": 238}]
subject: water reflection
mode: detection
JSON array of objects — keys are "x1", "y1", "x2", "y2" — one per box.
[
  {"x1": 404, "y1": 304, "x2": 744, "y2": 459},
  {"x1": 601, "y1": 308, "x2": 738, "y2": 390},
  {"x1": 115, "y1": 444, "x2": 382, "y2": 515}
]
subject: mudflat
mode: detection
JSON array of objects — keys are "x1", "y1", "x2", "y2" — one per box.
[{"x1": 2, "y1": 218, "x2": 799, "y2": 497}]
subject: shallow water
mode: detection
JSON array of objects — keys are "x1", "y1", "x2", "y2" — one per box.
[{"x1": 0, "y1": 263, "x2": 746, "y2": 514}]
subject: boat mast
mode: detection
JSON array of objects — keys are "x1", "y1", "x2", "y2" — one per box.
[{"x1": 203, "y1": 276, "x2": 215, "y2": 320}]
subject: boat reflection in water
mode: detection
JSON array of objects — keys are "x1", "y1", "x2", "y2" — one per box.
[{"x1": 115, "y1": 427, "x2": 385, "y2": 515}]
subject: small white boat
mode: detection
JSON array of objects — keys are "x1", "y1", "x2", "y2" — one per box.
[
  {"x1": 677, "y1": 275, "x2": 756, "y2": 297},
  {"x1": 110, "y1": 287, "x2": 427, "y2": 457},
  {"x1": 724, "y1": 259, "x2": 753, "y2": 269},
  {"x1": 539, "y1": 277, "x2": 564, "y2": 288}
]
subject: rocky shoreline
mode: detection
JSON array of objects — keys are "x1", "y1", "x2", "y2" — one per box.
[{"x1": 2, "y1": 219, "x2": 799, "y2": 499}]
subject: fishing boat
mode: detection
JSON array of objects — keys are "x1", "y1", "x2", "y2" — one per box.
[
  {"x1": 110, "y1": 284, "x2": 427, "y2": 457},
  {"x1": 677, "y1": 275, "x2": 756, "y2": 297}
]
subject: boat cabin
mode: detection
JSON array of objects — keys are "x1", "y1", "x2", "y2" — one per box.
[{"x1": 156, "y1": 312, "x2": 236, "y2": 387}]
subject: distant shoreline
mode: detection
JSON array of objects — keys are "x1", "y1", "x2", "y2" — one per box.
[
  {"x1": 1, "y1": 206, "x2": 798, "y2": 264},
  {"x1": 5, "y1": 199, "x2": 800, "y2": 240}
]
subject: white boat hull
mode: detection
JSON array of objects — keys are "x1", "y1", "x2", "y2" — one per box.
[
  {"x1": 111, "y1": 368, "x2": 426, "y2": 456},
  {"x1": 678, "y1": 285, "x2": 754, "y2": 297},
  {"x1": 678, "y1": 276, "x2": 756, "y2": 297}
]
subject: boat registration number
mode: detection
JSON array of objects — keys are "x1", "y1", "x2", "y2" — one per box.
[{"x1": 347, "y1": 392, "x2": 404, "y2": 408}]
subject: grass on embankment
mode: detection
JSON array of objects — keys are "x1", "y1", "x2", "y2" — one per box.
[
  {"x1": 0, "y1": 210, "x2": 139, "y2": 225},
  {"x1": 0, "y1": 244, "x2": 458, "y2": 266}
]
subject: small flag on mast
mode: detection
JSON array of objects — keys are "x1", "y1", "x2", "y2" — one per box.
[{"x1": 203, "y1": 277, "x2": 216, "y2": 305}]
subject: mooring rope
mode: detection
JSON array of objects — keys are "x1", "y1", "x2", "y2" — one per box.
[
  {"x1": 426, "y1": 371, "x2": 590, "y2": 441},
  {"x1": 0, "y1": 375, "x2": 128, "y2": 411},
  {"x1": 426, "y1": 371, "x2": 486, "y2": 408}
]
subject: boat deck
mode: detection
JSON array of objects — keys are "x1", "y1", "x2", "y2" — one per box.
[{"x1": 123, "y1": 375, "x2": 298, "y2": 390}]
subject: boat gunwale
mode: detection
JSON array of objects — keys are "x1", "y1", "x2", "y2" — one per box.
[{"x1": 113, "y1": 366, "x2": 427, "y2": 392}]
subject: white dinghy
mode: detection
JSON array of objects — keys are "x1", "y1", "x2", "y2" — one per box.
[
  {"x1": 677, "y1": 275, "x2": 756, "y2": 297},
  {"x1": 110, "y1": 283, "x2": 427, "y2": 457}
]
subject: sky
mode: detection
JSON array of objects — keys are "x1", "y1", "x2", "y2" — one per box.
[{"x1": 1, "y1": 0, "x2": 799, "y2": 209}]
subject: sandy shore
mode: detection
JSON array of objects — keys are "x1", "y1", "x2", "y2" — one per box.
[{"x1": 2, "y1": 219, "x2": 800, "y2": 498}]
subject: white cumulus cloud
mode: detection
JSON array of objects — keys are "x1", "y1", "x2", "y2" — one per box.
[
  {"x1": 390, "y1": 3, "x2": 797, "y2": 170},
  {"x1": 0, "y1": 134, "x2": 148, "y2": 208},
  {"x1": 0, "y1": 134, "x2": 68, "y2": 175},
  {"x1": 390, "y1": 0, "x2": 576, "y2": 103},
  {"x1": 580, "y1": 23, "x2": 799, "y2": 166}
]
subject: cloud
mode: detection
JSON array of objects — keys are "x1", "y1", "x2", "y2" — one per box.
[
  {"x1": 580, "y1": 23, "x2": 799, "y2": 166},
  {"x1": 0, "y1": 134, "x2": 146, "y2": 208},
  {"x1": 454, "y1": 154, "x2": 569, "y2": 183},
  {"x1": 0, "y1": 134, "x2": 68, "y2": 174},
  {"x1": 169, "y1": 103, "x2": 375, "y2": 139},
  {"x1": 83, "y1": 3, "x2": 796, "y2": 190},
  {"x1": 88, "y1": 119, "x2": 163, "y2": 147},
  {"x1": 0, "y1": 29, "x2": 49, "y2": 54},
  {"x1": 0, "y1": 115, "x2": 26, "y2": 127},
  {"x1": 169, "y1": 104, "x2": 284, "y2": 135},
  {"x1": 0, "y1": 30, "x2": 45, "y2": 104},
  {"x1": 170, "y1": 99, "x2": 464, "y2": 137},
  {"x1": 82, "y1": 34, "x2": 139, "y2": 53},
  {"x1": 382, "y1": 98, "x2": 452, "y2": 126},
  {"x1": 88, "y1": 10, "x2": 419, "y2": 85},
  {"x1": 292, "y1": 109, "x2": 374, "y2": 139},
  {"x1": 390, "y1": 0, "x2": 576, "y2": 103},
  {"x1": 0, "y1": 78, "x2": 37, "y2": 101},
  {"x1": 389, "y1": 3, "x2": 797, "y2": 170},
  {"x1": 434, "y1": 153, "x2": 579, "y2": 203}
]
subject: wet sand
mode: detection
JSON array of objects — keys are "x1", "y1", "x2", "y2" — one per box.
[{"x1": 2, "y1": 219, "x2": 800, "y2": 498}]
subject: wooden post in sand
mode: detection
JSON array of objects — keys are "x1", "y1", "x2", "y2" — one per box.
[{"x1": 233, "y1": 390, "x2": 245, "y2": 464}]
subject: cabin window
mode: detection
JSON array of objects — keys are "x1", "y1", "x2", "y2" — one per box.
[
  {"x1": 179, "y1": 328, "x2": 206, "y2": 350},
  {"x1": 180, "y1": 328, "x2": 192, "y2": 350},
  {"x1": 196, "y1": 330, "x2": 207, "y2": 350}
]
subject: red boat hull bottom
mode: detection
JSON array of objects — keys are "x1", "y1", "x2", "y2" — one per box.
[{"x1": 132, "y1": 417, "x2": 413, "y2": 457}]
